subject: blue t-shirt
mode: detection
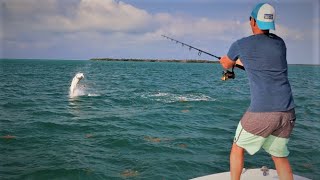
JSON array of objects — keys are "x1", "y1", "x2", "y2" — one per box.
[{"x1": 227, "y1": 33, "x2": 295, "y2": 112}]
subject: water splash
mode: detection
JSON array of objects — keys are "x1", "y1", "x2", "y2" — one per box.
[
  {"x1": 69, "y1": 73, "x2": 84, "y2": 97},
  {"x1": 141, "y1": 92, "x2": 215, "y2": 103},
  {"x1": 88, "y1": 93, "x2": 100, "y2": 97}
]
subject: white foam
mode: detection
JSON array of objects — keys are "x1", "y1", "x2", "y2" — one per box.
[
  {"x1": 142, "y1": 92, "x2": 215, "y2": 103},
  {"x1": 88, "y1": 93, "x2": 100, "y2": 97}
]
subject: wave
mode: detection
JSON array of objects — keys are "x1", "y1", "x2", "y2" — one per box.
[{"x1": 141, "y1": 92, "x2": 216, "y2": 103}]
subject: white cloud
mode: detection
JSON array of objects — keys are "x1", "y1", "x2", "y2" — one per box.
[
  {"x1": 1, "y1": 0, "x2": 152, "y2": 34},
  {"x1": 1, "y1": 0, "x2": 308, "y2": 59},
  {"x1": 275, "y1": 24, "x2": 304, "y2": 40},
  {"x1": 42, "y1": 0, "x2": 151, "y2": 32},
  {"x1": 2, "y1": 0, "x2": 57, "y2": 14},
  {"x1": 2, "y1": 0, "x2": 303, "y2": 38}
]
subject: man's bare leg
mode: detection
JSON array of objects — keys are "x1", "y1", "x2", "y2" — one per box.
[
  {"x1": 230, "y1": 143, "x2": 244, "y2": 180},
  {"x1": 272, "y1": 156, "x2": 293, "y2": 180}
]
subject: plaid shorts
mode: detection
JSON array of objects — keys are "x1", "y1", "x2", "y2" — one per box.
[{"x1": 234, "y1": 109, "x2": 295, "y2": 157}]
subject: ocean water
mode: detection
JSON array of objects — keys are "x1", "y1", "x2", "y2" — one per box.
[{"x1": 0, "y1": 59, "x2": 319, "y2": 180}]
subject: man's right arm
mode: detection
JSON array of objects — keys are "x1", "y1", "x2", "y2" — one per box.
[
  {"x1": 220, "y1": 41, "x2": 244, "y2": 70},
  {"x1": 220, "y1": 55, "x2": 235, "y2": 69}
]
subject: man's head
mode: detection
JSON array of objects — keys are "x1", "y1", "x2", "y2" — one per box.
[{"x1": 250, "y1": 3, "x2": 275, "y2": 33}]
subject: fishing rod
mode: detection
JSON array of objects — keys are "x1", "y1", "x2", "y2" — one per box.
[
  {"x1": 162, "y1": 35, "x2": 221, "y2": 60},
  {"x1": 161, "y1": 35, "x2": 245, "y2": 80}
]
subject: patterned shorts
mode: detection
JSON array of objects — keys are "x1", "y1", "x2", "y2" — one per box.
[{"x1": 234, "y1": 109, "x2": 295, "y2": 157}]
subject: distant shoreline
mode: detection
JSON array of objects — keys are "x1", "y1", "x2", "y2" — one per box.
[
  {"x1": 0, "y1": 59, "x2": 318, "y2": 66},
  {"x1": 90, "y1": 58, "x2": 219, "y2": 64}
]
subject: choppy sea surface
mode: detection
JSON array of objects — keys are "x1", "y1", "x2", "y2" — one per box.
[{"x1": 0, "y1": 59, "x2": 319, "y2": 180}]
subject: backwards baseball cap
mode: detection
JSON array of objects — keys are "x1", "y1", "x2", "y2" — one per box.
[{"x1": 251, "y1": 3, "x2": 275, "y2": 30}]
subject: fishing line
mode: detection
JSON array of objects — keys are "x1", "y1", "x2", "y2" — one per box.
[
  {"x1": 161, "y1": 35, "x2": 245, "y2": 80},
  {"x1": 161, "y1": 35, "x2": 221, "y2": 60}
]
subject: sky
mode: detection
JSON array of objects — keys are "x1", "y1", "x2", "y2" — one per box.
[{"x1": 0, "y1": 0, "x2": 319, "y2": 64}]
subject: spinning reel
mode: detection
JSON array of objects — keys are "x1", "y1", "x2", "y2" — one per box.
[
  {"x1": 221, "y1": 69, "x2": 235, "y2": 81},
  {"x1": 221, "y1": 65, "x2": 236, "y2": 81}
]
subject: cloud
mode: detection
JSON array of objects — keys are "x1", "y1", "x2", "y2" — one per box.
[
  {"x1": 2, "y1": 0, "x2": 152, "y2": 34},
  {"x1": 1, "y1": 0, "x2": 308, "y2": 59},
  {"x1": 2, "y1": 0, "x2": 57, "y2": 14},
  {"x1": 158, "y1": 16, "x2": 241, "y2": 38},
  {"x1": 1, "y1": 0, "x2": 298, "y2": 37},
  {"x1": 42, "y1": 0, "x2": 152, "y2": 33},
  {"x1": 275, "y1": 24, "x2": 304, "y2": 40}
]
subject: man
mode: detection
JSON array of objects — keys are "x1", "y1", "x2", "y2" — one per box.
[{"x1": 219, "y1": 3, "x2": 296, "y2": 180}]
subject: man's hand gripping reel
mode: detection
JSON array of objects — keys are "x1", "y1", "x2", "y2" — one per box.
[{"x1": 221, "y1": 64, "x2": 244, "y2": 81}]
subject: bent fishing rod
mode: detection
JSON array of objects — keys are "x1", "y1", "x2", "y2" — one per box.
[{"x1": 161, "y1": 35, "x2": 245, "y2": 80}]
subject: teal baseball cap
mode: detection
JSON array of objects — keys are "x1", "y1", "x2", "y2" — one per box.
[{"x1": 251, "y1": 3, "x2": 275, "y2": 30}]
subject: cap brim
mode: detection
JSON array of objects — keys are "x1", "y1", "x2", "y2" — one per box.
[{"x1": 256, "y1": 19, "x2": 275, "y2": 30}]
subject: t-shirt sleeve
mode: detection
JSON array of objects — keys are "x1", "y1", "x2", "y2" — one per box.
[{"x1": 227, "y1": 41, "x2": 240, "y2": 61}]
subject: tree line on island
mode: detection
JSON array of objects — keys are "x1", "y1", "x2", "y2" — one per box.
[{"x1": 90, "y1": 58, "x2": 219, "y2": 64}]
